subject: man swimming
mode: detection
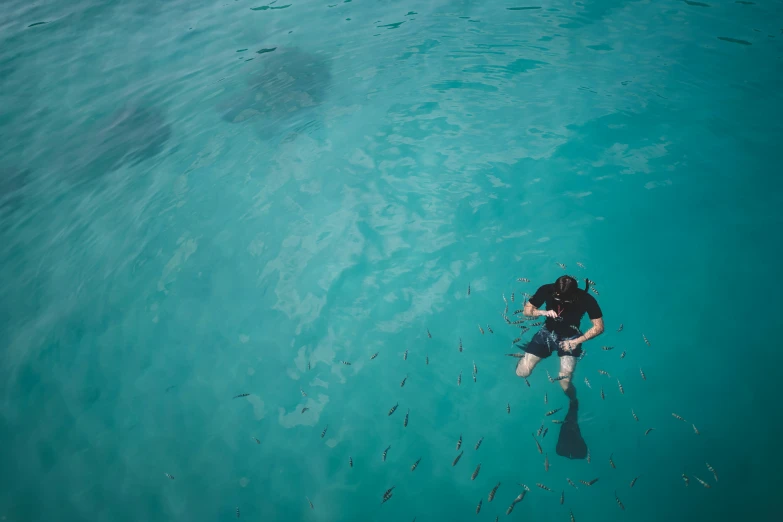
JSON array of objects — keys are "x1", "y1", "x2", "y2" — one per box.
[
  {"x1": 516, "y1": 275, "x2": 604, "y2": 460},
  {"x1": 516, "y1": 275, "x2": 604, "y2": 400}
]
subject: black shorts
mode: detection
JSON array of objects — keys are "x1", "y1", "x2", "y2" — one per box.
[{"x1": 520, "y1": 327, "x2": 582, "y2": 359}]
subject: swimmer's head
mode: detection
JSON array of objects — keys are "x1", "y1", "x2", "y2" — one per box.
[{"x1": 553, "y1": 275, "x2": 581, "y2": 303}]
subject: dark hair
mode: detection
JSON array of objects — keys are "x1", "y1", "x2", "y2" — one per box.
[{"x1": 554, "y1": 275, "x2": 590, "y2": 299}]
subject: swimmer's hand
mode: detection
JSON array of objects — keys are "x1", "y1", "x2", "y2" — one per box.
[
  {"x1": 559, "y1": 340, "x2": 577, "y2": 352},
  {"x1": 540, "y1": 310, "x2": 559, "y2": 318}
]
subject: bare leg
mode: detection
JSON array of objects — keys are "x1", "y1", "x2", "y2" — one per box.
[
  {"x1": 516, "y1": 353, "x2": 541, "y2": 378},
  {"x1": 559, "y1": 356, "x2": 577, "y2": 400}
]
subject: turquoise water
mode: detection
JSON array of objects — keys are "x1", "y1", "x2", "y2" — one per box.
[{"x1": 1, "y1": 0, "x2": 781, "y2": 520}]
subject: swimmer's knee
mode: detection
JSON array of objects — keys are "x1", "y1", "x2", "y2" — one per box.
[{"x1": 516, "y1": 363, "x2": 531, "y2": 378}]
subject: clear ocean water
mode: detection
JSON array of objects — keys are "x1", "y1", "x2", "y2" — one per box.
[{"x1": 1, "y1": 0, "x2": 781, "y2": 521}]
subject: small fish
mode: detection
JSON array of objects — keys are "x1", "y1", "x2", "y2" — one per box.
[
  {"x1": 640, "y1": 367, "x2": 646, "y2": 380},
  {"x1": 349, "y1": 456, "x2": 353, "y2": 468},
  {"x1": 478, "y1": 324, "x2": 484, "y2": 334},
  {"x1": 427, "y1": 329, "x2": 432, "y2": 339},
  {"x1": 459, "y1": 338, "x2": 463, "y2": 352},
  {"x1": 580, "y1": 478, "x2": 599, "y2": 486},
  {"x1": 306, "y1": 497, "x2": 314, "y2": 510},
  {"x1": 630, "y1": 476, "x2": 639, "y2": 488},
  {"x1": 560, "y1": 490, "x2": 564, "y2": 505},
  {"x1": 506, "y1": 503, "x2": 515, "y2": 515},
  {"x1": 382, "y1": 486, "x2": 396, "y2": 503},
  {"x1": 236, "y1": 507, "x2": 240, "y2": 518},
  {"x1": 706, "y1": 462, "x2": 718, "y2": 482},
  {"x1": 321, "y1": 425, "x2": 328, "y2": 438},
  {"x1": 591, "y1": 287, "x2": 600, "y2": 295},
  {"x1": 400, "y1": 375, "x2": 408, "y2": 387},
  {"x1": 517, "y1": 483, "x2": 531, "y2": 492},
  {"x1": 694, "y1": 475, "x2": 711, "y2": 489},
  {"x1": 457, "y1": 434, "x2": 462, "y2": 450},
  {"x1": 388, "y1": 403, "x2": 399, "y2": 416},
  {"x1": 307, "y1": 361, "x2": 311, "y2": 371},
  {"x1": 617, "y1": 379, "x2": 624, "y2": 395},
  {"x1": 457, "y1": 372, "x2": 462, "y2": 386},
  {"x1": 511, "y1": 292, "x2": 515, "y2": 302},
  {"x1": 524, "y1": 377, "x2": 531, "y2": 387},
  {"x1": 570, "y1": 509, "x2": 576, "y2": 522},
  {"x1": 403, "y1": 350, "x2": 408, "y2": 361},
  {"x1": 382, "y1": 445, "x2": 390, "y2": 461},
  {"x1": 426, "y1": 355, "x2": 429, "y2": 365},
  {"x1": 467, "y1": 284, "x2": 471, "y2": 296},
  {"x1": 547, "y1": 370, "x2": 554, "y2": 383},
  {"x1": 371, "y1": 352, "x2": 379, "y2": 360},
  {"x1": 551, "y1": 419, "x2": 564, "y2": 424},
  {"x1": 518, "y1": 277, "x2": 531, "y2": 282},
  {"x1": 513, "y1": 490, "x2": 527, "y2": 503},
  {"x1": 620, "y1": 350, "x2": 626, "y2": 359},
  {"x1": 475, "y1": 499, "x2": 482, "y2": 514},
  {"x1": 609, "y1": 453, "x2": 616, "y2": 469},
  {"x1": 544, "y1": 392, "x2": 548, "y2": 404},
  {"x1": 602, "y1": 346, "x2": 614, "y2": 351},
  {"x1": 341, "y1": 360, "x2": 351, "y2": 366},
  {"x1": 164, "y1": 473, "x2": 175, "y2": 480},
  {"x1": 545, "y1": 453, "x2": 550, "y2": 471},
  {"x1": 475, "y1": 436, "x2": 484, "y2": 450},
  {"x1": 300, "y1": 388, "x2": 307, "y2": 397},
  {"x1": 252, "y1": 437, "x2": 260, "y2": 444},
  {"x1": 511, "y1": 336, "x2": 521, "y2": 343},
  {"x1": 487, "y1": 324, "x2": 493, "y2": 333},
  {"x1": 587, "y1": 449, "x2": 591, "y2": 463},
  {"x1": 598, "y1": 370, "x2": 610, "y2": 377},
  {"x1": 645, "y1": 428, "x2": 655, "y2": 436},
  {"x1": 411, "y1": 457, "x2": 421, "y2": 471},
  {"x1": 614, "y1": 490, "x2": 625, "y2": 510},
  {"x1": 404, "y1": 409, "x2": 409, "y2": 427},
  {"x1": 576, "y1": 262, "x2": 585, "y2": 269},
  {"x1": 473, "y1": 360, "x2": 477, "y2": 374},
  {"x1": 537, "y1": 483, "x2": 553, "y2": 492},
  {"x1": 557, "y1": 263, "x2": 566, "y2": 269},
  {"x1": 542, "y1": 427, "x2": 549, "y2": 438},
  {"x1": 672, "y1": 413, "x2": 686, "y2": 422},
  {"x1": 682, "y1": 473, "x2": 690, "y2": 486},
  {"x1": 503, "y1": 293, "x2": 507, "y2": 303},
  {"x1": 693, "y1": 424, "x2": 700, "y2": 435},
  {"x1": 532, "y1": 433, "x2": 543, "y2": 454},
  {"x1": 537, "y1": 423, "x2": 544, "y2": 437},
  {"x1": 452, "y1": 450, "x2": 464, "y2": 467},
  {"x1": 545, "y1": 407, "x2": 562, "y2": 416},
  {"x1": 507, "y1": 403, "x2": 511, "y2": 414},
  {"x1": 488, "y1": 482, "x2": 500, "y2": 501},
  {"x1": 584, "y1": 377, "x2": 592, "y2": 389},
  {"x1": 567, "y1": 478, "x2": 578, "y2": 489},
  {"x1": 600, "y1": 388, "x2": 605, "y2": 400},
  {"x1": 643, "y1": 334, "x2": 650, "y2": 346},
  {"x1": 471, "y1": 463, "x2": 481, "y2": 480},
  {"x1": 233, "y1": 393, "x2": 250, "y2": 399},
  {"x1": 632, "y1": 409, "x2": 639, "y2": 422},
  {"x1": 301, "y1": 407, "x2": 309, "y2": 413},
  {"x1": 617, "y1": 324, "x2": 624, "y2": 332}
]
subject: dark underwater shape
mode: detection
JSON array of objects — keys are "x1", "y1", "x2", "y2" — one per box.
[
  {"x1": 90, "y1": 105, "x2": 172, "y2": 172},
  {"x1": 683, "y1": 0, "x2": 710, "y2": 6},
  {"x1": 219, "y1": 47, "x2": 332, "y2": 128},
  {"x1": 717, "y1": 36, "x2": 752, "y2": 45},
  {"x1": 556, "y1": 399, "x2": 587, "y2": 459},
  {"x1": 507, "y1": 6, "x2": 542, "y2": 10}
]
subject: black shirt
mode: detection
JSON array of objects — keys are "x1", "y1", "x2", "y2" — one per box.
[{"x1": 528, "y1": 283, "x2": 602, "y2": 336}]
